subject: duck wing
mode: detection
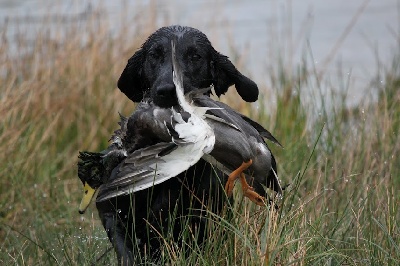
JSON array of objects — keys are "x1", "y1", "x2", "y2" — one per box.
[
  {"x1": 193, "y1": 95, "x2": 282, "y2": 147},
  {"x1": 96, "y1": 142, "x2": 177, "y2": 201},
  {"x1": 96, "y1": 109, "x2": 215, "y2": 202}
]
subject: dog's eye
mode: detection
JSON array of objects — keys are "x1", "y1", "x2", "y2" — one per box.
[
  {"x1": 191, "y1": 54, "x2": 201, "y2": 61},
  {"x1": 149, "y1": 51, "x2": 160, "y2": 60}
]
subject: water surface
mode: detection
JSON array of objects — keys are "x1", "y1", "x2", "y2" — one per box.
[{"x1": 1, "y1": 0, "x2": 397, "y2": 104}]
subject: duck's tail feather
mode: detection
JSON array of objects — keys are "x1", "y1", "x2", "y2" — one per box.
[{"x1": 240, "y1": 115, "x2": 283, "y2": 148}]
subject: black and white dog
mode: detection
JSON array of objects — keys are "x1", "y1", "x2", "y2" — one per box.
[{"x1": 92, "y1": 25, "x2": 259, "y2": 264}]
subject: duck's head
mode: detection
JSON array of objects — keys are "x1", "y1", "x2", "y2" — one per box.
[{"x1": 77, "y1": 151, "x2": 105, "y2": 214}]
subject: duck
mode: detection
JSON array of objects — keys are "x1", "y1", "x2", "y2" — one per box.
[
  {"x1": 194, "y1": 95, "x2": 282, "y2": 205},
  {"x1": 78, "y1": 40, "x2": 282, "y2": 213}
]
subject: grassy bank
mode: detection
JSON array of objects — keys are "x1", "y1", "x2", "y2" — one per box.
[{"x1": 1, "y1": 8, "x2": 399, "y2": 266}]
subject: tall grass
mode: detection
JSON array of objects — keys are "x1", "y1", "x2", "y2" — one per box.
[{"x1": 1, "y1": 5, "x2": 399, "y2": 266}]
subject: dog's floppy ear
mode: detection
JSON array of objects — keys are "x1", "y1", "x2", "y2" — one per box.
[
  {"x1": 117, "y1": 49, "x2": 146, "y2": 102},
  {"x1": 212, "y1": 52, "x2": 259, "y2": 102}
]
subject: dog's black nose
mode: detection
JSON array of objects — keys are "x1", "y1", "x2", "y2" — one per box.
[
  {"x1": 157, "y1": 84, "x2": 176, "y2": 98},
  {"x1": 154, "y1": 83, "x2": 177, "y2": 107}
]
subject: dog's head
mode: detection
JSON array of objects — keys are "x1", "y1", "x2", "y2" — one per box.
[{"x1": 118, "y1": 25, "x2": 259, "y2": 108}]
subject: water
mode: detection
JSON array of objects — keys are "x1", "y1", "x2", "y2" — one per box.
[{"x1": 0, "y1": 0, "x2": 398, "y2": 105}]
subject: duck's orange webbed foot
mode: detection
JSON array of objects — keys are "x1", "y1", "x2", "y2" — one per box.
[
  {"x1": 239, "y1": 173, "x2": 266, "y2": 206},
  {"x1": 224, "y1": 159, "x2": 253, "y2": 197}
]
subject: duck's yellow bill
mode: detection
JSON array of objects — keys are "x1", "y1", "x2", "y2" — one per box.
[{"x1": 78, "y1": 182, "x2": 97, "y2": 214}]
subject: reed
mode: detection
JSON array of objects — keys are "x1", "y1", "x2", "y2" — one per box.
[{"x1": 0, "y1": 5, "x2": 398, "y2": 265}]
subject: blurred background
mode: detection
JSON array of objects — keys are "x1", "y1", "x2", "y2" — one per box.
[
  {"x1": 1, "y1": 1, "x2": 399, "y2": 265},
  {"x1": 1, "y1": 0, "x2": 398, "y2": 104}
]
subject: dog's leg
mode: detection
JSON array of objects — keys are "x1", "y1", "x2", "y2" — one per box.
[{"x1": 98, "y1": 207, "x2": 134, "y2": 265}]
